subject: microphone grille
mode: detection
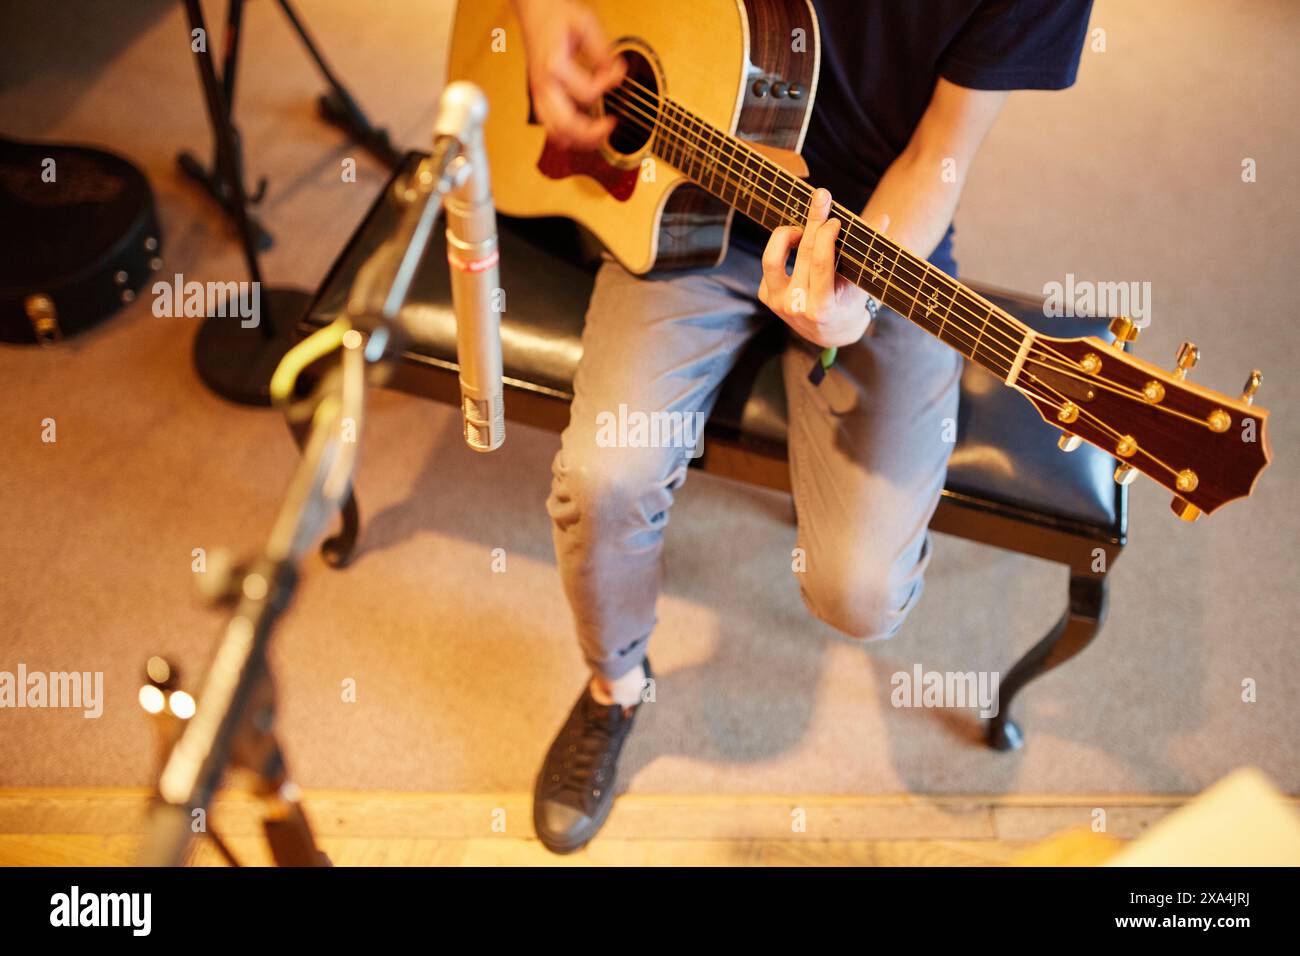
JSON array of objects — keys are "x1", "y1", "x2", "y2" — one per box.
[{"x1": 462, "y1": 393, "x2": 504, "y2": 452}]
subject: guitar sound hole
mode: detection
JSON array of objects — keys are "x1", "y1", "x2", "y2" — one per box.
[{"x1": 602, "y1": 48, "x2": 659, "y2": 163}]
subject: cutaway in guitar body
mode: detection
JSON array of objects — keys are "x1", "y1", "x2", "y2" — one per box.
[{"x1": 653, "y1": 0, "x2": 821, "y2": 269}]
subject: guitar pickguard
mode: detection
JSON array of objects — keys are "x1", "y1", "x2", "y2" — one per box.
[{"x1": 535, "y1": 139, "x2": 638, "y2": 201}]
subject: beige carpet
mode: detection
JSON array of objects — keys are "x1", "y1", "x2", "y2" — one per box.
[{"x1": 0, "y1": 0, "x2": 1296, "y2": 797}]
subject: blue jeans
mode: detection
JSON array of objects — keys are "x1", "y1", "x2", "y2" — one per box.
[{"x1": 546, "y1": 245, "x2": 963, "y2": 680}]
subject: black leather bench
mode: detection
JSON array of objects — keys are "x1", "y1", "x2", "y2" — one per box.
[{"x1": 297, "y1": 152, "x2": 1128, "y2": 751}]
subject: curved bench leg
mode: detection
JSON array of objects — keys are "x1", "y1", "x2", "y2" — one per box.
[
  {"x1": 987, "y1": 573, "x2": 1109, "y2": 751},
  {"x1": 321, "y1": 489, "x2": 359, "y2": 568},
  {"x1": 284, "y1": 415, "x2": 361, "y2": 568}
]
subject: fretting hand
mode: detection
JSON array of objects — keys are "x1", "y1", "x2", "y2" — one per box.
[{"x1": 758, "y1": 187, "x2": 889, "y2": 349}]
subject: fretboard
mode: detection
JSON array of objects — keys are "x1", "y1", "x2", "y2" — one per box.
[{"x1": 637, "y1": 93, "x2": 1033, "y2": 381}]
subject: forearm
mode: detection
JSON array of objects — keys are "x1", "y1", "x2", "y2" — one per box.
[
  {"x1": 860, "y1": 145, "x2": 965, "y2": 263},
  {"x1": 860, "y1": 77, "x2": 1008, "y2": 263}
]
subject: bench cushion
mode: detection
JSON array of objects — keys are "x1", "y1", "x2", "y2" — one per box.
[{"x1": 309, "y1": 160, "x2": 1120, "y2": 530}]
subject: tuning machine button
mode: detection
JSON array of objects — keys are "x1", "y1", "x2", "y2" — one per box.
[
  {"x1": 1057, "y1": 432, "x2": 1082, "y2": 452},
  {"x1": 1173, "y1": 341, "x2": 1199, "y2": 381},
  {"x1": 1108, "y1": 315, "x2": 1139, "y2": 346},
  {"x1": 1171, "y1": 496, "x2": 1202, "y2": 522},
  {"x1": 1240, "y1": 369, "x2": 1262, "y2": 405},
  {"x1": 1113, "y1": 462, "x2": 1138, "y2": 485}
]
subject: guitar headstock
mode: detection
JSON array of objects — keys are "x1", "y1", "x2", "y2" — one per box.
[{"x1": 1014, "y1": 318, "x2": 1271, "y2": 520}]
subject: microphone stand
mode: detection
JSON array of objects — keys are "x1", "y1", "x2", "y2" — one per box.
[
  {"x1": 178, "y1": 0, "x2": 401, "y2": 247},
  {"x1": 180, "y1": 0, "x2": 402, "y2": 407},
  {"x1": 138, "y1": 127, "x2": 474, "y2": 867},
  {"x1": 138, "y1": 354, "x2": 364, "y2": 867}
]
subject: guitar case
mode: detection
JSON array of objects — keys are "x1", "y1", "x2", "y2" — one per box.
[{"x1": 0, "y1": 136, "x2": 162, "y2": 345}]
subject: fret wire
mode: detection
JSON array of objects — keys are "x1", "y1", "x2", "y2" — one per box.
[
  {"x1": 697, "y1": 111, "x2": 723, "y2": 195},
  {"x1": 709, "y1": 115, "x2": 737, "y2": 209},
  {"x1": 699, "y1": 119, "x2": 714, "y2": 188},
  {"x1": 731, "y1": 133, "x2": 780, "y2": 225},
  {"x1": 687, "y1": 110, "x2": 708, "y2": 185},
  {"x1": 973, "y1": 299, "x2": 991, "y2": 363},
  {"x1": 932, "y1": 277, "x2": 963, "y2": 353},
  {"x1": 855, "y1": 222, "x2": 883, "y2": 297},
  {"x1": 877, "y1": 229, "x2": 899, "y2": 303},
  {"x1": 913, "y1": 261, "x2": 934, "y2": 330},
  {"x1": 785, "y1": 172, "x2": 804, "y2": 232},
  {"x1": 715, "y1": 118, "x2": 754, "y2": 217},
  {"x1": 922, "y1": 263, "x2": 959, "y2": 347},
  {"x1": 930, "y1": 264, "x2": 950, "y2": 340},
  {"x1": 743, "y1": 150, "x2": 764, "y2": 221},
  {"x1": 949, "y1": 288, "x2": 1011, "y2": 376},
  {"x1": 854, "y1": 224, "x2": 869, "y2": 288},
  {"x1": 728, "y1": 136, "x2": 754, "y2": 218},
  {"x1": 936, "y1": 277, "x2": 963, "y2": 352}
]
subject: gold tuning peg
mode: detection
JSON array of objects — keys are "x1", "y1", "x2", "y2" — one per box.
[
  {"x1": 1113, "y1": 462, "x2": 1138, "y2": 485},
  {"x1": 1240, "y1": 369, "x2": 1262, "y2": 405},
  {"x1": 1173, "y1": 342, "x2": 1199, "y2": 380},
  {"x1": 1171, "y1": 496, "x2": 1202, "y2": 522},
  {"x1": 1057, "y1": 432, "x2": 1082, "y2": 452},
  {"x1": 1108, "y1": 316, "x2": 1139, "y2": 345}
]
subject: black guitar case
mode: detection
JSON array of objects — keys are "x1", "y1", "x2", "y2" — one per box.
[{"x1": 0, "y1": 136, "x2": 162, "y2": 345}]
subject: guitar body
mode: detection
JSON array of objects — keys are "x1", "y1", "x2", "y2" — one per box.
[{"x1": 448, "y1": 0, "x2": 819, "y2": 273}]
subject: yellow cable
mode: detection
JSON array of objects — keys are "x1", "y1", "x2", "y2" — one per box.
[{"x1": 269, "y1": 318, "x2": 351, "y2": 408}]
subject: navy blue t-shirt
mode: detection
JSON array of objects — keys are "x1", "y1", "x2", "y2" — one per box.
[{"x1": 733, "y1": 0, "x2": 1094, "y2": 276}]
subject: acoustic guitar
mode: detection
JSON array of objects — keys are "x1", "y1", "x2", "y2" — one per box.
[{"x1": 448, "y1": 0, "x2": 1271, "y2": 521}]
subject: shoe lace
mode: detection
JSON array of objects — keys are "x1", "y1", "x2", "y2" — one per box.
[{"x1": 551, "y1": 699, "x2": 622, "y2": 805}]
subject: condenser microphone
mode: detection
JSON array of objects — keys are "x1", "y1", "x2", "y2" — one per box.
[{"x1": 435, "y1": 81, "x2": 504, "y2": 452}]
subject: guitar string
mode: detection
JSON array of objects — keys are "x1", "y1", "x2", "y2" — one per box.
[
  {"x1": 1016, "y1": 376, "x2": 1182, "y2": 480},
  {"x1": 602, "y1": 86, "x2": 1024, "y2": 371},
  {"x1": 605, "y1": 82, "x2": 1219, "y2": 430},
  {"x1": 598, "y1": 84, "x2": 1197, "y2": 481}
]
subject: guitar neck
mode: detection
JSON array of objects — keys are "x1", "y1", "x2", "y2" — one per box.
[{"x1": 647, "y1": 95, "x2": 1035, "y2": 382}]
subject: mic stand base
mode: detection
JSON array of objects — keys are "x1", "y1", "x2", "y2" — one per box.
[
  {"x1": 193, "y1": 287, "x2": 311, "y2": 407},
  {"x1": 252, "y1": 742, "x2": 331, "y2": 868}
]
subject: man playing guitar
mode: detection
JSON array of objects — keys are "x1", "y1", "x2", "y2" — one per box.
[{"x1": 514, "y1": 0, "x2": 1095, "y2": 853}]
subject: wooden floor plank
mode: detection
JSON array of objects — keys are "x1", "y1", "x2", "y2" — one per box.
[
  {"x1": 2, "y1": 787, "x2": 1288, "y2": 866},
  {"x1": 0, "y1": 834, "x2": 1029, "y2": 867}
]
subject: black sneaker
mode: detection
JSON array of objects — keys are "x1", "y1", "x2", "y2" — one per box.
[{"x1": 532, "y1": 660, "x2": 651, "y2": 854}]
